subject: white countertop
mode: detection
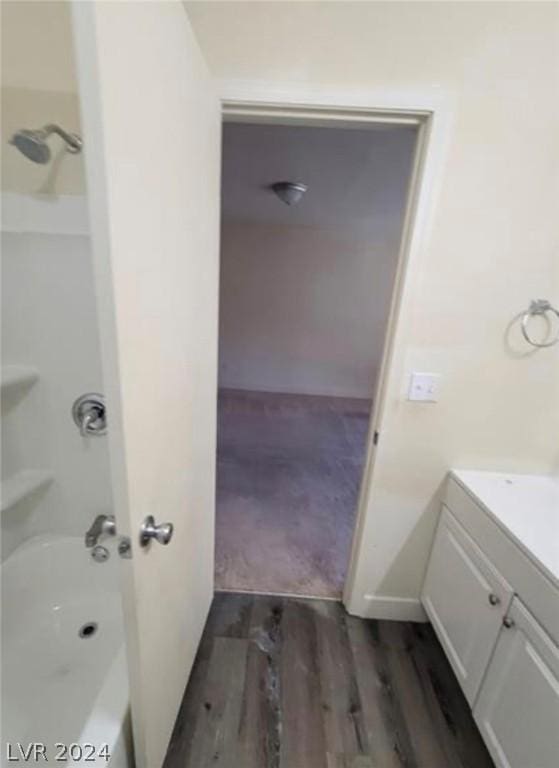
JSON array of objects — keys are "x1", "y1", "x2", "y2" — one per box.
[{"x1": 451, "y1": 470, "x2": 559, "y2": 587}]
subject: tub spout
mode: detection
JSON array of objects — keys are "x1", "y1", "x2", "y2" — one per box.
[{"x1": 85, "y1": 514, "x2": 116, "y2": 548}]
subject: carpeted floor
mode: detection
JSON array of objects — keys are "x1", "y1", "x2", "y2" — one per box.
[{"x1": 215, "y1": 390, "x2": 371, "y2": 598}]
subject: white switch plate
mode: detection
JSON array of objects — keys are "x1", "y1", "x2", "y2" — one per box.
[{"x1": 408, "y1": 372, "x2": 441, "y2": 402}]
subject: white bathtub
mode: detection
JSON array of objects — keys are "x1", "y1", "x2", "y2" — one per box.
[{"x1": 1, "y1": 534, "x2": 133, "y2": 766}]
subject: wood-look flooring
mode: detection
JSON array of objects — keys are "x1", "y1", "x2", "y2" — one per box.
[{"x1": 164, "y1": 594, "x2": 493, "y2": 768}]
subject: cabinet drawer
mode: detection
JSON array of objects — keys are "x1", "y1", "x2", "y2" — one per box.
[
  {"x1": 422, "y1": 506, "x2": 513, "y2": 704},
  {"x1": 474, "y1": 597, "x2": 559, "y2": 768}
]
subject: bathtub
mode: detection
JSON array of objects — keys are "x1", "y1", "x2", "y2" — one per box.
[{"x1": 1, "y1": 534, "x2": 133, "y2": 766}]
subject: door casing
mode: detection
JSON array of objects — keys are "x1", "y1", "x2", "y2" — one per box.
[{"x1": 217, "y1": 81, "x2": 454, "y2": 614}]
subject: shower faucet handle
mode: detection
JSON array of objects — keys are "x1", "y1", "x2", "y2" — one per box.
[
  {"x1": 139, "y1": 515, "x2": 174, "y2": 547},
  {"x1": 85, "y1": 514, "x2": 116, "y2": 548},
  {"x1": 72, "y1": 393, "x2": 107, "y2": 436}
]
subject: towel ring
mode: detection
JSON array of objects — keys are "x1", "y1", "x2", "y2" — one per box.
[{"x1": 520, "y1": 299, "x2": 559, "y2": 348}]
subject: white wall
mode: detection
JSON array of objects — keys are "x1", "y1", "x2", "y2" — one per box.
[
  {"x1": 219, "y1": 122, "x2": 416, "y2": 397},
  {"x1": 187, "y1": 1, "x2": 559, "y2": 616}
]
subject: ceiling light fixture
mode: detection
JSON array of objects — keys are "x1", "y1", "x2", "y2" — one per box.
[{"x1": 271, "y1": 181, "x2": 308, "y2": 206}]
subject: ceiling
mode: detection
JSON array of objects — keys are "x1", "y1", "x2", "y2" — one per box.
[{"x1": 221, "y1": 121, "x2": 418, "y2": 240}]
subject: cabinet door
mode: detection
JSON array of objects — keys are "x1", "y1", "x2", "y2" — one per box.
[
  {"x1": 474, "y1": 598, "x2": 559, "y2": 768},
  {"x1": 422, "y1": 506, "x2": 513, "y2": 704}
]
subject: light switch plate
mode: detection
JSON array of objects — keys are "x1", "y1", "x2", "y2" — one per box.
[{"x1": 408, "y1": 372, "x2": 441, "y2": 402}]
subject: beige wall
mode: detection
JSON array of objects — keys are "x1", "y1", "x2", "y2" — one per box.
[
  {"x1": 219, "y1": 220, "x2": 402, "y2": 397},
  {"x1": 188, "y1": 1, "x2": 559, "y2": 614},
  {"x1": 1, "y1": 1, "x2": 84, "y2": 196},
  {"x1": 1, "y1": 0, "x2": 78, "y2": 92}
]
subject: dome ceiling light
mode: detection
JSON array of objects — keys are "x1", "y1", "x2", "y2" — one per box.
[{"x1": 270, "y1": 181, "x2": 308, "y2": 206}]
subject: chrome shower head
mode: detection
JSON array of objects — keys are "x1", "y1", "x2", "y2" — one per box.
[
  {"x1": 9, "y1": 124, "x2": 82, "y2": 164},
  {"x1": 10, "y1": 129, "x2": 51, "y2": 164}
]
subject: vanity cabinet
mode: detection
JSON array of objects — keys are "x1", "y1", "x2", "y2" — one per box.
[
  {"x1": 421, "y1": 472, "x2": 559, "y2": 768},
  {"x1": 474, "y1": 597, "x2": 559, "y2": 768},
  {"x1": 422, "y1": 508, "x2": 513, "y2": 704}
]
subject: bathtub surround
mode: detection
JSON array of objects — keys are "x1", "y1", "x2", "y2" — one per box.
[
  {"x1": 1, "y1": 52, "x2": 103, "y2": 560},
  {"x1": 1, "y1": 211, "x2": 112, "y2": 559},
  {"x1": 216, "y1": 390, "x2": 371, "y2": 597}
]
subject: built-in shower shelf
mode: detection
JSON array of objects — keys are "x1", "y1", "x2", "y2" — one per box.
[
  {"x1": 1, "y1": 365, "x2": 39, "y2": 394},
  {"x1": 1, "y1": 470, "x2": 53, "y2": 513}
]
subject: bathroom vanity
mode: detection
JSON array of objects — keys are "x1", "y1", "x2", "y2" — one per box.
[{"x1": 422, "y1": 470, "x2": 559, "y2": 768}]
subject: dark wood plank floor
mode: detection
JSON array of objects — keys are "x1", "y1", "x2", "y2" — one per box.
[{"x1": 164, "y1": 594, "x2": 493, "y2": 768}]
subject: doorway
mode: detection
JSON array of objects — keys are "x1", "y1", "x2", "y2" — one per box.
[{"x1": 215, "y1": 115, "x2": 419, "y2": 598}]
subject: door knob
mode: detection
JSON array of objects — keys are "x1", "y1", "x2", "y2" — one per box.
[{"x1": 139, "y1": 515, "x2": 174, "y2": 547}]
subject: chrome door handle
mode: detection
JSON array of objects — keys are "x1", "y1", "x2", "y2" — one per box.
[{"x1": 139, "y1": 515, "x2": 173, "y2": 547}]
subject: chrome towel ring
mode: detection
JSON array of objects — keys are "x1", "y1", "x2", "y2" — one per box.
[{"x1": 520, "y1": 299, "x2": 559, "y2": 348}]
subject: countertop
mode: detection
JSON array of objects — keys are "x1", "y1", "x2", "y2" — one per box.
[{"x1": 450, "y1": 470, "x2": 559, "y2": 588}]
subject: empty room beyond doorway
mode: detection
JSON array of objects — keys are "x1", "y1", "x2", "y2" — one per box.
[{"x1": 216, "y1": 120, "x2": 417, "y2": 598}]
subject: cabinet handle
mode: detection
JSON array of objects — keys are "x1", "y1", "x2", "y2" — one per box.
[
  {"x1": 503, "y1": 616, "x2": 515, "y2": 629},
  {"x1": 488, "y1": 593, "x2": 501, "y2": 606}
]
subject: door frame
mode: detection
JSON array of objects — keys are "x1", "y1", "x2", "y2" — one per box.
[{"x1": 218, "y1": 80, "x2": 454, "y2": 614}]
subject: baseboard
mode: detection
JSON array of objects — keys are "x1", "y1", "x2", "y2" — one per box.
[
  {"x1": 217, "y1": 383, "x2": 374, "y2": 401},
  {"x1": 215, "y1": 589, "x2": 427, "y2": 621},
  {"x1": 215, "y1": 587, "x2": 341, "y2": 602},
  {"x1": 350, "y1": 594, "x2": 427, "y2": 622}
]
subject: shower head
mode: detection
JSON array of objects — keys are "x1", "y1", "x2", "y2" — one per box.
[
  {"x1": 10, "y1": 129, "x2": 51, "y2": 164},
  {"x1": 9, "y1": 124, "x2": 83, "y2": 164}
]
